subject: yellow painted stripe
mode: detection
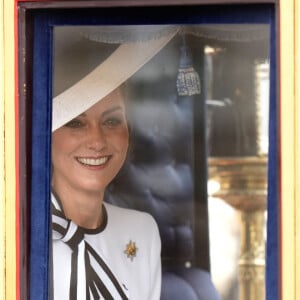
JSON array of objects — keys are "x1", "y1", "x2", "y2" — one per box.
[
  {"x1": 3, "y1": 0, "x2": 16, "y2": 299},
  {"x1": 295, "y1": 0, "x2": 300, "y2": 298},
  {"x1": 280, "y1": 0, "x2": 296, "y2": 300},
  {"x1": 0, "y1": 0, "x2": 5, "y2": 299}
]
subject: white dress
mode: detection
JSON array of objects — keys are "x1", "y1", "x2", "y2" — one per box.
[{"x1": 52, "y1": 193, "x2": 162, "y2": 300}]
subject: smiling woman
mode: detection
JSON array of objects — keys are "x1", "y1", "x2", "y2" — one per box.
[
  {"x1": 51, "y1": 89, "x2": 130, "y2": 226},
  {"x1": 50, "y1": 26, "x2": 179, "y2": 300}
]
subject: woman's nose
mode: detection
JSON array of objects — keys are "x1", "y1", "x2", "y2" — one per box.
[{"x1": 86, "y1": 125, "x2": 107, "y2": 152}]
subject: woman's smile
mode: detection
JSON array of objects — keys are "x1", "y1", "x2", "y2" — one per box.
[{"x1": 76, "y1": 156, "x2": 111, "y2": 167}]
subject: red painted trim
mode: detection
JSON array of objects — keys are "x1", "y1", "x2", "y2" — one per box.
[{"x1": 14, "y1": 1, "x2": 20, "y2": 299}]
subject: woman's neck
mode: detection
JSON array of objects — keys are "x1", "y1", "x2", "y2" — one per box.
[{"x1": 52, "y1": 183, "x2": 104, "y2": 229}]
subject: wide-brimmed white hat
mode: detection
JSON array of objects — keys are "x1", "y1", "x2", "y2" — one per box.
[{"x1": 52, "y1": 25, "x2": 179, "y2": 131}]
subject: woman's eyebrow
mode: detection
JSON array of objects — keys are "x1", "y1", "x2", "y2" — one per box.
[{"x1": 102, "y1": 106, "x2": 123, "y2": 117}]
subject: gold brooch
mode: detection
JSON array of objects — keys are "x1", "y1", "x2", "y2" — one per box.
[{"x1": 124, "y1": 240, "x2": 138, "y2": 261}]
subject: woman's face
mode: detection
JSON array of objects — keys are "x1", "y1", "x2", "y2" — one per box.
[{"x1": 51, "y1": 88, "x2": 129, "y2": 195}]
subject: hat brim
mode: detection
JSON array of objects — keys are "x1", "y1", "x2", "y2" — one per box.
[{"x1": 52, "y1": 28, "x2": 178, "y2": 131}]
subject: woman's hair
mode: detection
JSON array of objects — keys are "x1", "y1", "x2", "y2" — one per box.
[{"x1": 120, "y1": 81, "x2": 134, "y2": 160}]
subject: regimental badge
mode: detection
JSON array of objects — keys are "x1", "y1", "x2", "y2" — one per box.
[{"x1": 124, "y1": 240, "x2": 138, "y2": 261}]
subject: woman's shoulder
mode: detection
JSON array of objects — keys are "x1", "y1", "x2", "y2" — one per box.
[{"x1": 103, "y1": 202, "x2": 158, "y2": 230}]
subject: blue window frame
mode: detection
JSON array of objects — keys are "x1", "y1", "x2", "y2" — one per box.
[{"x1": 18, "y1": 3, "x2": 277, "y2": 300}]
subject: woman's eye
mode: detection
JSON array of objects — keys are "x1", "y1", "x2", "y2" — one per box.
[
  {"x1": 64, "y1": 119, "x2": 84, "y2": 128},
  {"x1": 103, "y1": 117, "x2": 123, "y2": 127}
]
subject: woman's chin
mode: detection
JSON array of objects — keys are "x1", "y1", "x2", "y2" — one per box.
[{"x1": 77, "y1": 181, "x2": 107, "y2": 194}]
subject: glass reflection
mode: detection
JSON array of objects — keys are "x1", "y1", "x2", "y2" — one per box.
[
  {"x1": 52, "y1": 24, "x2": 270, "y2": 300},
  {"x1": 205, "y1": 28, "x2": 269, "y2": 300}
]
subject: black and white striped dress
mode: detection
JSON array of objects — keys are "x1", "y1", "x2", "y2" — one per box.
[{"x1": 52, "y1": 193, "x2": 161, "y2": 300}]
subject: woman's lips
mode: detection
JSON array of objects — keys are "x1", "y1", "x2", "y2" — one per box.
[{"x1": 76, "y1": 156, "x2": 110, "y2": 166}]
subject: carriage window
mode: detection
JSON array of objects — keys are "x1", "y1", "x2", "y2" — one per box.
[{"x1": 51, "y1": 24, "x2": 270, "y2": 300}]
